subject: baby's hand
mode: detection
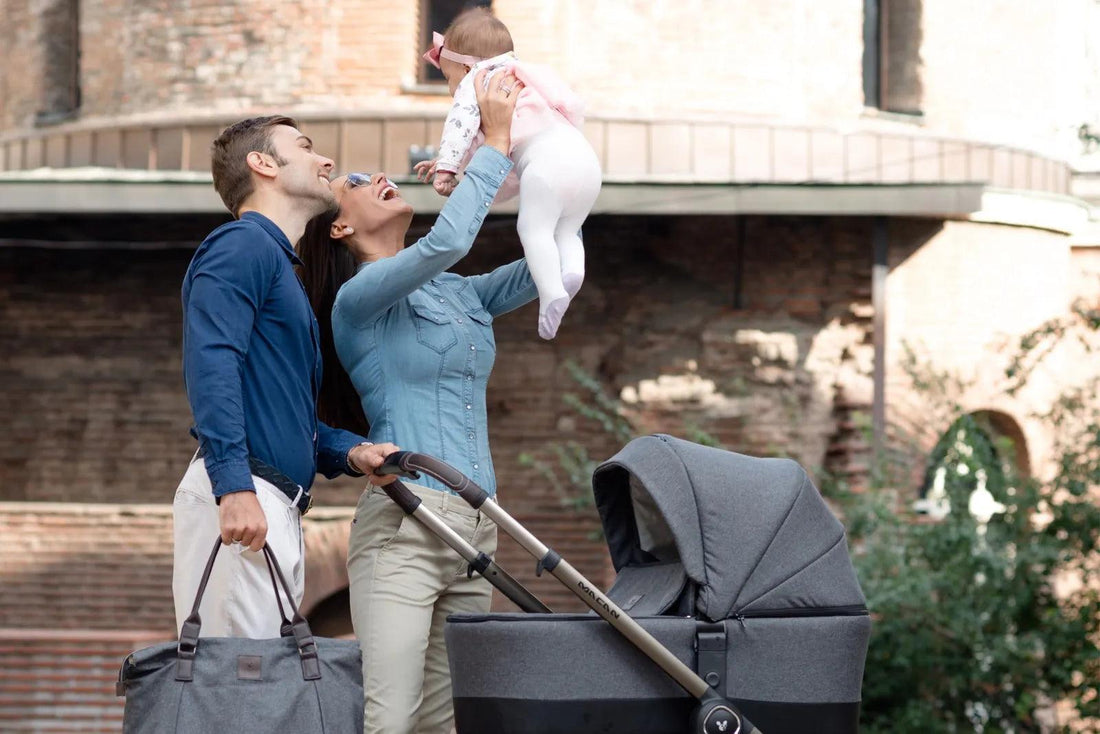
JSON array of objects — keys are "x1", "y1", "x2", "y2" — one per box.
[
  {"x1": 414, "y1": 158, "x2": 439, "y2": 182},
  {"x1": 433, "y1": 171, "x2": 457, "y2": 197}
]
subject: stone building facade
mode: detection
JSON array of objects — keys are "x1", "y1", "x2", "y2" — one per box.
[{"x1": 2, "y1": 0, "x2": 1099, "y2": 729}]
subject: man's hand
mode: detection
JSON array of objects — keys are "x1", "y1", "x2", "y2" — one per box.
[
  {"x1": 349, "y1": 442, "x2": 403, "y2": 486},
  {"x1": 219, "y1": 491, "x2": 268, "y2": 552}
]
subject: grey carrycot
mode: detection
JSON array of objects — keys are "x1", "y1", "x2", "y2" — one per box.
[{"x1": 445, "y1": 434, "x2": 871, "y2": 733}]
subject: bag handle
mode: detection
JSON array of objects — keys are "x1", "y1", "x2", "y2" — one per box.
[
  {"x1": 262, "y1": 549, "x2": 296, "y2": 637},
  {"x1": 175, "y1": 537, "x2": 322, "y2": 683}
]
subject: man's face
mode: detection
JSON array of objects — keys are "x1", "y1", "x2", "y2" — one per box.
[{"x1": 268, "y1": 125, "x2": 336, "y2": 213}]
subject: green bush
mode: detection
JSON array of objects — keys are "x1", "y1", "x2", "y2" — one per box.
[{"x1": 842, "y1": 322, "x2": 1100, "y2": 732}]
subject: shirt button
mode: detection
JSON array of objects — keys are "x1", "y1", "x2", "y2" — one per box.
[
  {"x1": 466, "y1": 375, "x2": 473, "y2": 381},
  {"x1": 469, "y1": 345, "x2": 476, "y2": 351},
  {"x1": 484, "y1": 201, "x2": 490, "y2": 207},
  {"x1": 439, "y1": 298, "x2": 445, "y2": 303},
  {"x1": 457, "y1": 318, "x2": 463, "y2": 323},
  {"x1": 466, "y1": 404, "x2": 472, "y2": 410},
  {"x1": 468, "y1": 433, "x2": 475, "y2": 440},
  {"x1": 473, "y1": 463, "x2": 479, "y2": 470}
]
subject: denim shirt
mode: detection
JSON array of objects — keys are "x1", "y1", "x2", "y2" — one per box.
[
  {"x1": 182, "y1": 212, "x2": 366, "y2": 496},
  {"x1": 331, "y1": 147, "x2": 537, "y2": 497}
]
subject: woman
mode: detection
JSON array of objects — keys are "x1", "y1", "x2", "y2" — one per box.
[{"x1": 298, "y1": 71, "x2": 536, "y2": 734}]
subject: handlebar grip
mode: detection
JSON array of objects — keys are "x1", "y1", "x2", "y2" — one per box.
[
  {"x1": 377, "y1": 451, "x2": 491, "y2": 509},
  {"x1": 379, "y1": 480, "x2": 423, "y2": 515},
  {"x1": 375, "y1": 451, "x2": 421, "y2": 480}
]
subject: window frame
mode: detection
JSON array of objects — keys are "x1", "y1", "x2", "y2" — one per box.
[{"x1": 415, "y1": 0, "x2": 492, "y2": 87}]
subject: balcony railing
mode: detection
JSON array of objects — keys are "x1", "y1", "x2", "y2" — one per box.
[{"x1": 0, "y1": 113, "x2": 1073, "y2": 195}]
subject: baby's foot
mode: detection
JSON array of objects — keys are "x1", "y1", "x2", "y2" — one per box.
[
  {"x1": 538, "y1": 296, "x2": 570, "y2": 340},
  {"x1": 562, "y1": 272, "x2": 584, "y2": 300}
]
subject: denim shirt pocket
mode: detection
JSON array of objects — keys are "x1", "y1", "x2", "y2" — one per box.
[
  {"x1": 467, "y1": 308, "x2": 493, "y2": 326},
  {"x1": 455, "y1": 280, "x2": 494, "y2": 325},
  {"x1": 410, "y1": 300, "x2": 458, "y2": 354}
]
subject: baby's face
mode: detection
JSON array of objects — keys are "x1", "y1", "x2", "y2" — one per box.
[{"x1": 439, "y1": 57, "x2": 468, "y2": 96}]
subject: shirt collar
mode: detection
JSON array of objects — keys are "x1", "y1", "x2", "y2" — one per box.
[{"x1": 240, "y1": 211, "x2": 303, "y2": 266}]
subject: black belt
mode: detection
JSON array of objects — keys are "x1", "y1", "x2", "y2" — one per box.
[{"x1": 195, "y1": 446, "x2": 313, "y2": 516}]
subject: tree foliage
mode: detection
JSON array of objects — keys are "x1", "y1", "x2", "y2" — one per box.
[{"x1": 844, "y1": 313, "x2": 1100, "y2": 733}]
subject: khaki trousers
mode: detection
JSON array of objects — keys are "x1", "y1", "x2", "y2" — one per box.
[{"x1": 348, "y1": 484, "x2": 496, "y2": 734}]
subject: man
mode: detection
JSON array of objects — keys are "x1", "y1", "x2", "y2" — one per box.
[{"x1": 174, "y1": 115, "x2": 397, "y2": 637}]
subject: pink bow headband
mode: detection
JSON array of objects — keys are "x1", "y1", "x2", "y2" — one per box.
[{"x1": 423, "y1": 31, "x2": 484, "y2": 69}]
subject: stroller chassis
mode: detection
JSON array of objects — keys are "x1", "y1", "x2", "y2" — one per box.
[{"x1": 378, "y1": 451, "x2": 760, "y2": 734}]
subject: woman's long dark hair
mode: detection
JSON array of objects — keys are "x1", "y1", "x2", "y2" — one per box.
[{"x1": 297, "y1": 208, "x2": 371, "y2": 436}]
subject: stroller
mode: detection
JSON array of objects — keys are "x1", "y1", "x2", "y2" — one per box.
[{"x1": 379, "y1": 434, "x2": 870, "y2": 734}]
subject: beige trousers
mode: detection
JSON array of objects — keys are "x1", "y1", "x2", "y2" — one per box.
[
  {"x1": 172, "y1": 457, "x2": 305, "y2": 638},
  {"x1": 348, "y1": 484, "x2": 496, "y2": 734}
]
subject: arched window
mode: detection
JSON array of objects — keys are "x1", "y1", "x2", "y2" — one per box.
[{"x1": 914, "y1": 412, "x2": 1027, "y2": 522}]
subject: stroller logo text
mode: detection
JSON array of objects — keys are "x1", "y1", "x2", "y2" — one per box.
[{"x1": 577, "y1": 580, "x2": 619, "y2": 619}]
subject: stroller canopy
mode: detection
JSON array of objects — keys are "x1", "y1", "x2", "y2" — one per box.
[{"x1": 592, "y1": 434, "x2": 866, "y2": 622}]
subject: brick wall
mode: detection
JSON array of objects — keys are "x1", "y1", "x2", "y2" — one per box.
[
  {"x1": 0, "y1": 629, "x2": 163, "y2": 732},
  {"x1": 0, "y1": 247, "x2": 196, "y2": 504},
  {"x1": 0, "y1": 211, "x2": 880, "y2": 609},
  {"x1": 884, "y1": 219, "x2": 1077, "y2": 480},
  {"x1": 0, "y1": 213, "x2": 874, "y2": 504},
  {"x1": 2, "y1": 210, "x2": 1092, "y2": 609},
  {"x1": 0, "y1": 0, "x2": 47, "y2": 130},
  {"x1": 3, "y1": 1, "x2": 1093, "y2": 156},
  {"x1": 920, "y1": 0, "x2": 1095, "y2": 153}
]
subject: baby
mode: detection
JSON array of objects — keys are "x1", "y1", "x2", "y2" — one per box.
[{"x1": 417, "y1": 8, "x2": 601, "y2": 340}]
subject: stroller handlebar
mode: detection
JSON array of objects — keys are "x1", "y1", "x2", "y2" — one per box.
[
  {"x1": 378, "y1": 451, "x2": 490, "y2": 509},
  {"x1": 378, "y1": 449, "x2": 762, "y2": 734}
]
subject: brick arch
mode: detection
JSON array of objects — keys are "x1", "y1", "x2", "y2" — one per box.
[
  {"x1": 917, "y1": 409, "x2": 1030, "y2": 504},
  {"x1": 300, "y1": 517, "x2": 352, "y2": 621},
  {"x1": 970, "y1": 409, "x2": 1031, "y2": 478}
]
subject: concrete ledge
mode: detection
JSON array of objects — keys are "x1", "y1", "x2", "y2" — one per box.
[
  {"x1": 0, "y1": 170, "x2": 987, "y2": 218},
  {"x1": 970, "y1": 188, "x2": 1094, "y2": 235}
]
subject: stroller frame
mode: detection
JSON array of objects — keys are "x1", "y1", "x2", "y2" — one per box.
[{"x1": 378, "y1": 451, "x2": 759, "y2": 734}]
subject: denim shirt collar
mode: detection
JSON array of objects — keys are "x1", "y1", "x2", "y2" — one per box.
[{"x1": 240, "y1": 211, "x2": 302, "y2": 266}]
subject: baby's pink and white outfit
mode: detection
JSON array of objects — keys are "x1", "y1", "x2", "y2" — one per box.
[{"x1": 428, "y1": 42, "x2": 601, "y2": 339}]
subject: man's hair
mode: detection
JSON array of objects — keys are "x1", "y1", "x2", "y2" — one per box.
[
  {"x1": 210, "y1": 115, "x2": 297, "y2": 217},
  {"x1": 443, "y1": 7, "x2": 513, "y2": 59}
]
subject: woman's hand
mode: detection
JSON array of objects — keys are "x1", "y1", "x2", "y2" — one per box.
[{"x1": 475, "y1": 69, "x2": 523, "y2": 156}]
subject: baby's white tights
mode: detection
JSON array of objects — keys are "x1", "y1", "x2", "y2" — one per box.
[{"x1": 513, "y1": 121, "x2": 602, "y2": 339}]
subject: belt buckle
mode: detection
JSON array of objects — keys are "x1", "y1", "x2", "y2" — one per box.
[{"x1": 303, "y1": 493, "x2": 313, "y2": 516}]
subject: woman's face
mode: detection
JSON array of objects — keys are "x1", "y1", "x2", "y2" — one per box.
[{"x1": 329, "y1": 172, "x2": 414, "y2": 241}]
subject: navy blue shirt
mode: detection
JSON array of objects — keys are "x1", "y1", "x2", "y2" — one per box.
[{"x1": 182, "y1": 211, "x2": 364, "y2": 497}]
